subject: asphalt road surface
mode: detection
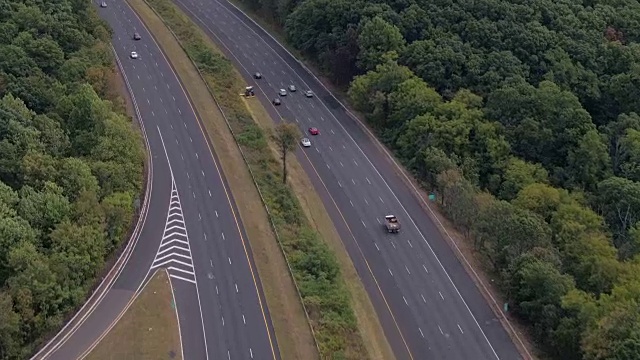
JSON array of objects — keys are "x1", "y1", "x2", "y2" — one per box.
[
  {"x1": 171, "y1": 0, "x2": 525, "y2": 359},
  {"x1": 32, "y1": 1, "x2": 279, "y2": 359}
]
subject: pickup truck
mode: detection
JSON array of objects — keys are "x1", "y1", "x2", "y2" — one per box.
[{"x1": 384, "y1": 215, "x2": 400, "y2": 233}]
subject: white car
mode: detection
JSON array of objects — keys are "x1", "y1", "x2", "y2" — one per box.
[
  {"x1": 288, "y1": 84, "x2": 296, "y2": 92},
  {"x1": 301, "y1": 138, "x2": 311, "y2": 147},
  {"x1": 100, "y1": 1, "x2": 107, "y2": 7},
  {"x1": 279, "y1": 89, "x2": 287, "y2": 96},
  {"x1": 304, "y1": 90, "x2": 314, "y2": 98},
  {"x1": 130, "y1": 51, "x2": 139, "y2": 59}
]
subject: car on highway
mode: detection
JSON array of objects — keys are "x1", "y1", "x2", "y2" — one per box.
[
  {"x1": 279, "y1": 88, "x2": 287, "y2": 96},
  {"x1": 254, "y1": 72, "x2": 262, "y2": 79},
  {"x1": 304, "y1": 90, "x2": 314, "y2": 97},
  {"x1": 301, "y1": 138, "x2": 311, "y2": 147},
  {"x1": 308, "y1": 127, "x2": 319, "y2": 135},
  {"x1": 384, "y1": 215, "x2": 400, "y2": 233},
  {"x1": 130, "y1": 51, "x2": 139, "y2": 59},
  {"x1": 100, "y1": 1, "x2": 107, "y2": 7},
  {"x1": 288, "y1": 84, "x2": 297, "y2": 92},
  {"x1": 272, "y1": 98, "x2": 281, "y2": 105},
  {"x1": 133, "y1": 32, "x2": 141, "y2": 40}
]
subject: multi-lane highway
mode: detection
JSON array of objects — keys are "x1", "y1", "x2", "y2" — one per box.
[
  {"x1": 32, "y1": 1, "x2": 279, "y2": 359},
  {"x1": 170, "y1": 0, "x2": 525, "y2": 359}
]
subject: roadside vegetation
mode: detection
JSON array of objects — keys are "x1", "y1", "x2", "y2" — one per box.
[
  {"x1": 0, "y1": 0, "x2": 145, "y2": 358},
  {"x1": 85, "y1": 270, "x2": 182, "y2": 360},
  {"x1": 235, "y1": 0, "x2": 640, "y2": 358},
  {"x1": 137, "y1": 0, "x2": 368, "y2": 358}
]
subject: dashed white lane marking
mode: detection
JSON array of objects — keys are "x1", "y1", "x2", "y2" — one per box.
[
  {"x1": 438, "y1": 325, "x2": 444, "y2": 335},
  {"x1": 150, "y1": 180, "x2": 196, "y2": 284},
  {"x1": 458, "y1": 324, "x2": 464, "y2": 334},
  {"x1": 366, "y1": 177, "x2": 371, "y2": 184},
  {"x1": 421, "y1": 294, "x2": 426, "y2": 303},
  {"x1": 439, "y1": 292, "x2": 445, "y2": 300},
  {"x1": 419, "y1": 328, "x2": 425, "y2": 338},
  {"x1": 423, "y1": 264, "x2": 429, "y2": 274},
  {"x1": 405, "y1": 265, "x2": 411, "y2": 275}
]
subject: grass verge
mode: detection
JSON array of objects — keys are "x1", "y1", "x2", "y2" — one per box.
[
  {"x1": 85, "y1": 270, "x2": 181, "y2": 360},
  {"x1": 125, "y1": 0, "x2": 317, "y2": 359},
  {"x1": 127, "y1": 0, "x2": 374, "y2": 358}
]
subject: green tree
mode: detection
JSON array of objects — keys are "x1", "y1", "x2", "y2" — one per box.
[
  {"x1": 499, "y1": 157, "x2": 549, "y2": 200},
  {"x1": 56, "y1": 157, "x2": 99, "y2": 201},
  {"x1": 0, "y1": 291, "x2": 20, "y2": 359},
  {"x1": 619, "y1": 128, "x2": 640, "y2": 181},
  {"x1": 567, "y1": 130, "x2": 611, "y2": 190},
  {"x1": 582, "y1": 303, "x2": 640, "y2": 360},
  {"x1": 512, "y1": 183, "x2": 564, "y2": 222},
  {"x1": 101, "y1": 191, "x2": 134, "y2": 251},
  {"x1": 474, "y1": 199, "x2": 552, "y2": 269},
  {"x1": 436, "y1": 169, "x2": 477, "y2": 237},
  {"x1": 17, "y1": 182, "x2": 70, "y2": 234},
  {"x1": 595, "y1": 177, "x2": 640, "y2": 251},
  {"x1": 504, "y1": 252, "x2": 575, "y2": 344},
  {"x1": 272, "y1": 123, "x2": 300, "y2": 184},
  {"x1": 357, "y1": 16, "x2": 405, "y2": 71}
]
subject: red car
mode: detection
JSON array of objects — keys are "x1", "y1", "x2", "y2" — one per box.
[{"x1": 308, "y1": 127, "x2": 320, "y2": 135}]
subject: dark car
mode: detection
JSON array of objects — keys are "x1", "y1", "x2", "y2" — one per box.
[
  {"x1": 273, "y1": 98, "x2": 281, "y2": 106},
  {"x1": 254, "y1": 72, "x2": 262, "y2": 79},
  {"x1": 133, "y1": 32, "x2": 141, "y2": 40}
]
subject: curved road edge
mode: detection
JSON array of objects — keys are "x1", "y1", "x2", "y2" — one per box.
[
  {"x1": 30, "y1": 45, "x2": 155, "y2": 360},
  {"x1": 210, "y1": 1, "x2": 533, "y2": 358}
]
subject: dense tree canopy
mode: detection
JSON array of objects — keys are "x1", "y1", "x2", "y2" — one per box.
[
  {"x1": 243, "y1": 0, "x2": 640, "y2": 357},
  {"x1": 0, "y1": 1, "x2": 144, "y2": 358}
]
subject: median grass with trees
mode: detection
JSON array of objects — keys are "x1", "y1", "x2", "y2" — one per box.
[
  {"x1": 0, "y1": 1, "x2": 145, "y2": 358},
  {"x1": 138, "y1": 0, "x2": 368, "y2": 358},
  {"x1": 230, "y1": 0, "x2": 640, "y2": 358}
]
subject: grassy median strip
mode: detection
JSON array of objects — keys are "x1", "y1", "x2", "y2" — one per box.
[
  {"x1": 127, "y1": 0, "x2": 373, "y2": 358},
  {"x1": 86, "y1": 270, "x2": 182, "y2": 360}
]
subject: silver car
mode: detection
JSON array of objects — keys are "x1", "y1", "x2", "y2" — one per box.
[
  {"x1": 279, "y1": 89, "x2": 287, "y2": 96},
  {"x1": 301, "y1": 138, "x2": 311, "y2": 147},
  {"x1": 288, "y1": 84, "x2": 297, "y2": 92}
]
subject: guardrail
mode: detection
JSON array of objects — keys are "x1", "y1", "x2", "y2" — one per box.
[{"x1": 136, "y1": 0, "x2": 322, "y2": 355}]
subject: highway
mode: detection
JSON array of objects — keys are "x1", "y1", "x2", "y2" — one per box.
[
  {"x1": 31, "y1": 1, "x2": 279, "y2": 359},
  {"x1": 171, "y1": 0, "x2": 525, "y2": 359}
]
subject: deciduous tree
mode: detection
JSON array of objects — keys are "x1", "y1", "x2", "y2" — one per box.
[{"x1": 272, "y1": 123, "x2": 300, "y2": 184}]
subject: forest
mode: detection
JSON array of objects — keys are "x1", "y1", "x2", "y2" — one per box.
[
  {"x1": 0, "y1": 0, "x2": 145, "y2": 358},
  {"x1": 239, "y1": 0, "x2": 640, "y2": 358}
]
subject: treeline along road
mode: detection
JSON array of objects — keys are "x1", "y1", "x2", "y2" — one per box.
[{"x1": 0, "y1": 1, "x2": 145, "y2": 358}]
